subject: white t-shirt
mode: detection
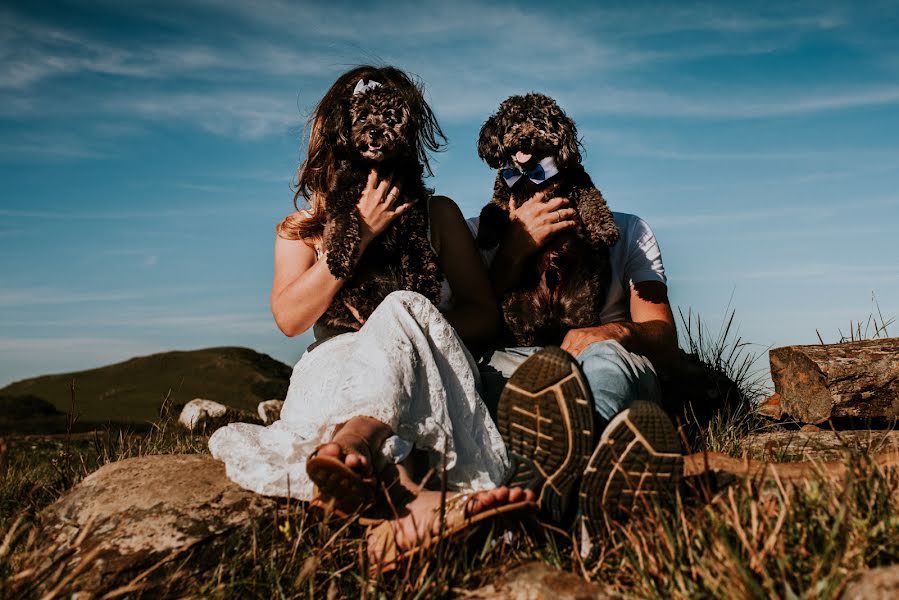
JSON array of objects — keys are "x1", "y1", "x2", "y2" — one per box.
[{"x1": 465, "y1": 212, "x2": 666, "y2": 324}]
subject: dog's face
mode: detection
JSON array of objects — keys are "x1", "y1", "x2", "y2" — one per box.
[
  {"x1": 349, "y1": 87, "x2": 412, "y2": 162},
  {"x1": 478, "y1": 93, "x2": 581, "y2": 171}
]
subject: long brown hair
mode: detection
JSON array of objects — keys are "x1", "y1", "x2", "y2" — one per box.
[{"x1": 277, "y1": 65, "x2": 446, "y2": 241}]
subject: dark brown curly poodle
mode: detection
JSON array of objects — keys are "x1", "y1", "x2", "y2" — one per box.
[
  {"x1": 306, "y1": 67, "x2": 444, "y2": 330},
  {"x1": 476, "y1": 93, "x2": 620, "y2": 346}
]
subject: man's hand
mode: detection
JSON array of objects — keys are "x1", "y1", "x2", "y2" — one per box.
[
  {"x1": 503, "y1": 192, "x2": 577, "y2": 258},
  {"x1": 560, "y1": 323, "x2": 630, "y2": 357},
  {"x1": 489, "y1": 193, "x2": 576, "y2": 294},
  {"x1": 560, "y1": 282, "x2": 680, "y2": 370}
]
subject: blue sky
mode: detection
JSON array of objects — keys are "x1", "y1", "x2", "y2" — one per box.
[{"x1": 1, "y1": 0, "x2": 898, "y2": 388}]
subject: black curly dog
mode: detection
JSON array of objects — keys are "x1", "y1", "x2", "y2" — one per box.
[
  {"x1": 477, "y1": 93, "x2": 620, "y2": 346},
  {"x1": 320, "y1": 80, "x2": 442, "y2": 330}
]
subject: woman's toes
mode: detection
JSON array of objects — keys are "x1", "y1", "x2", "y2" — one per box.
[
  {"x1": 508, "y1": 487, "x2": 532, "y2": 503},
  {"x1": 494, "y1": 486, "x2": 511, "y2": 503},
  {"x1": 470, "y1": 493, "x2": 492, "y2": 513},
  {"x1": 345, "y1": 452, "x2": 368, "y2": 471},
  {"x1": 317, "y1": 442, "x2": 342, "y2": 458}
]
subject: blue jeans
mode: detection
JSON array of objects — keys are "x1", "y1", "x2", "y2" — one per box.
[{"x1": 478, "y1": 340, "x2": 662, "y2": 425}]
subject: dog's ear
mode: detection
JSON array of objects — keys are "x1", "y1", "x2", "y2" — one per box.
[
  {"x1": 477, "y1": 115, "x2": 506, "y2": 169},
  {"x1": 556, "y1": 112, "x2": 581, "y2": 167}
]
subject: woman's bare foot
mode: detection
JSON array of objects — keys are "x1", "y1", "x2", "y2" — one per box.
[
  {"x1": 367, "y1": 486, "x2": 536, "y2": 563},
  {"x1": 313, "y1": 415, "x2": 393, "y2": 477}
]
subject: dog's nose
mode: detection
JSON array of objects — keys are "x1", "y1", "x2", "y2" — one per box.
[
  {"x1": 518, "y1": 136, "x2": 531, "y2": 147},
  {"x1": 367, "y1": 129, "x2": 382, "y2": 142}
]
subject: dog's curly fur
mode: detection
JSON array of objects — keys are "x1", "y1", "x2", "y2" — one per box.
[
  {"x1": 477, "y1": 93, "x2": 619, "y2": 346},
  {"x1": 318, "y1": 75, "x2": 442, "y2": 330}
]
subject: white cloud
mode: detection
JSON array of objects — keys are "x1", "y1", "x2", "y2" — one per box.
[
  {"x1": 0, "y1": 7, "x2": 336, "y2": 91},
  {"x1": 743, "y1": 263, "x2": 899, "y2": 283},
  {"x1": 0, "y1": 289, "x2": 144, "y2": 307},
  {"x1": 0, "y1": 337, "x2": 167, "y2": 386},
  {"x1": 113, "y1": 91, "x2": 301, "y2": 139},
  {"x1": 0, "y1": 286, "x2": 208, "y2": 307},
  {"x1": 650, "y1": 205, "x2": 830, "y2": 229},
  {"x1": 6, "y1": 311, "x2": 277, "y2": 336},
  {"x1": 0, "y1": 1, "x2": 887, "y2": 138},
  {"x1": 562, "y1": 85, "x2": 899, "y2": 120}
]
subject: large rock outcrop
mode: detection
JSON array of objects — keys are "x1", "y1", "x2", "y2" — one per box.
[{"x1": 29, "y1": 454, "x2": 276, "y2": 596}]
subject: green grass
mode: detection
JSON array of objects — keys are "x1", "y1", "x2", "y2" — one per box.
[
  {"x1": 2, "y1": 313, "x2": 898, "y2": 598},
  {"x1": 4, "y1": 420, "x2": 897, "y2": 599}
]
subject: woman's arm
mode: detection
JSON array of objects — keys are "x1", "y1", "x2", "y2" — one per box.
[
  {"x1": 429, "y1": 195, "x2": 500, "y2": 352},
  {"x1": 270, "y1": 170, "x2": 408, "y2": 337},
  {"x1": 270, "y1": 233, "x2": 340, "y2": 336}
]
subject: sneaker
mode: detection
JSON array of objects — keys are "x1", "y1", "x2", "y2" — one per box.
[
  {"x1": 578, "y1": 400, "x2": 683, "y2": 554},
  {"x1": 496, "y1": 346, "x2": 596, "y2": 523}
]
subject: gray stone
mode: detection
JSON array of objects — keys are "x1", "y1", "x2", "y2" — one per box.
[
  {"x1": 178, "y1": 398, "x2": 228, "y2": 429},
  {"x1": 30, "y1": 454, "x2": 276, "y2": 596},
  {"x1": 257, "y1": 399, "x2": 284, "y2": 424},
  {"x1": 178, "y1": 398, "x2": 258, "y2": 431},
  {"x1": 843, "y1": 563, "x2": 899, "y2": 599},
  {"x1": 466, "y1": 561, "x2": 615, "y2": 599}
]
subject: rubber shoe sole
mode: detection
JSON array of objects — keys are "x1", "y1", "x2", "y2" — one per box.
[
  {"x1": 496, "y1": 346, "x2": 596, "y2": 523},
  {"x1": 579, "y1": 400, "x2": 683, "y2": 553}
]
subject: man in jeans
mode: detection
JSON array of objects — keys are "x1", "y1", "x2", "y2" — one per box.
[{"x1": 469, "y1": 193, "x2": 684, "y2": 551}]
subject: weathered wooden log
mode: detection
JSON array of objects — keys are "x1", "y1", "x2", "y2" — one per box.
[
  {"x1": 742, "y1": 429, "x2": 899, "y2": 463},
  {"x1": 769, "y1": 337, "x2": 899, "y2": 424},
  {"x1": 683, "y1": 448, "x2": 899, "y2": 484}
]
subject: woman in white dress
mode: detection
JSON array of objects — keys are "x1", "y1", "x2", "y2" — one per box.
[{"x1": 209, "y1": 66, "x2": 533, "y2": 562}]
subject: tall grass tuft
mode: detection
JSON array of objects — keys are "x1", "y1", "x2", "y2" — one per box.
[{"x1": 672, "y1": 307, "x2": 770, "y2": 456}]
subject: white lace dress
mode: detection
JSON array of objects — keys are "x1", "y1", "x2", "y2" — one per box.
[{"x1": 208, "y1": 290, "x2": 510, "y2": 500}]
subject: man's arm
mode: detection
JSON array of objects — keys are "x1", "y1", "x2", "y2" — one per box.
[{"x1": 559, "y1": 280, "x2": 679, "y2": 371}]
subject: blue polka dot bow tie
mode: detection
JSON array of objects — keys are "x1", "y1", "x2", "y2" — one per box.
[{"x1": 500, "y1": 156, "x2": 560, "y2": 188}]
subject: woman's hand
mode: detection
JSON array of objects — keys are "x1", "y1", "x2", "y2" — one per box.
[
  {"x1": 358, "y1": 169, "x2": 411, "y2": 250},
  {"x1": 503, "y1": 192, "x2": 577, "y2": 258}
]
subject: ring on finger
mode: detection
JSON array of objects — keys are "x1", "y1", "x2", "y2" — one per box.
[{"x1": 555, "y1": 210, "x2": 561, "y2": 223}]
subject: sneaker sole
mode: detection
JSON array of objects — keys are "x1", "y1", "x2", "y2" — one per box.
[
  {"x1": 579, "y1": 400, "x2": 683, "y2": 543},
  {"x1": 497, "y1": 346, "x2": 596, "y2": 522}
]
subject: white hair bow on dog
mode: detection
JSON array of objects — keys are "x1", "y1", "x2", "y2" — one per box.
[
  {"x1": 353, "y1": 79, "x2": 382, "y2": 96},
  {"x1": 500, "y1": 156, "x2": 560, "y2": 188}
]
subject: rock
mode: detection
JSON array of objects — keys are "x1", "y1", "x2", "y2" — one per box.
[
  {"x1": 843, "y1": 563, "x2": 899, "y2": 599},
  {"x1": 178, "y1": 398, "x2": 228, "y2": 429},
  {"x1": 757, "y1": 393, "x2": 784, "y2": 420},
  {"x1": 742, "y1": 430, "x2": 899, "y2": 462},
  {"x1": 257, "y1": 399, "x2": 284, "y2": 424},
  {"x1": 29, "y1": 454, "x2": 276, "y2": 596},
  {"x1": 178, "y1": 398, "x2": 257, "y2": 431},
  {"x1": 466, "y1": 561, "x2": 615, "y2": 599},
  {"x1": 769, "y1": 337, "x2": 899, "y2": 423}
]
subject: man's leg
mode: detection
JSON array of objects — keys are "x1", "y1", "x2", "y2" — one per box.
[
  {"x1": 575, "y1": 341, "x2": 682, "y2": 554},
  {"x1": 575, "y1": 339, "x2": 662, "y2": 425},
  {"x1": 485, "y1": 346, "x2": 597, "y2": 522}
]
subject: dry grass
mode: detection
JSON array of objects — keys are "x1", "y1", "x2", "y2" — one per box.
[{"x1": 2, "y1": 310, "x2": 899, "y2": 598}]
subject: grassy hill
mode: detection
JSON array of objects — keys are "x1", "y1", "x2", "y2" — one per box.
[{"x1": 0, "y1": 347, "x2": 292, "y2": 427}]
